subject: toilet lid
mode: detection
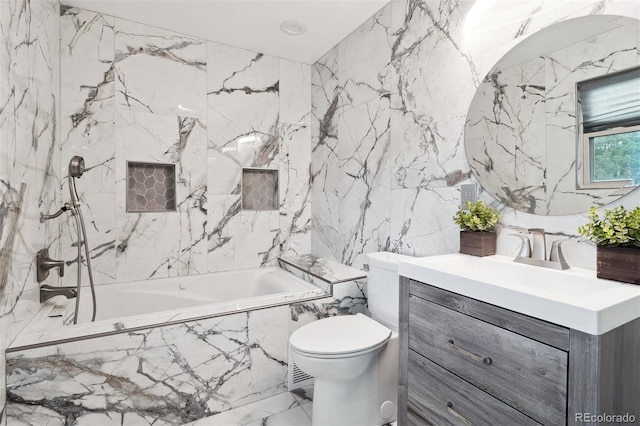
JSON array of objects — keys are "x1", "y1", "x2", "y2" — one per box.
[{"x1": 290, "y1": 313, "x2": 391, "y2": 356}]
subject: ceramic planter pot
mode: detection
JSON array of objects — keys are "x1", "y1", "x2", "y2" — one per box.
[
  {"x1": 597, "y1": 246, "x2": 640, "y2": 285},
  {"x1": 459, "y1": 231, "x2": 496, "y2": 257}
]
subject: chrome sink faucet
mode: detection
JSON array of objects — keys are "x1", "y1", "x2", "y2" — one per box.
[{"x1": 511, "y1": 228, "x2": 571, "y2": 270}]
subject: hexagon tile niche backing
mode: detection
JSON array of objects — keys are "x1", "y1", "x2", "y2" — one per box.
[
  {"x1": 126, "y1": 162, "x2": 177, "y2": 212},
  {"x1": 242, "y1": 168, "x2": 278, "y2": 210}
]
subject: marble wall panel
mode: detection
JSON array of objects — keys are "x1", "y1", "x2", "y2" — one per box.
[
  {"x1": 60, "y1": 8, "x2": 115, "y2": 193},
  {"x1": 207, "y1": 42, "x2": 280, "y2": 179},
  {"x1": 59, "y1": 8, "x2": 117, "y2": 289},
  {"x1": 6, "y1": 306, "x2": 291, "y2": 425},
  {"x1": 389, "y1": 186, "x2": 462, "y2": 256},
  {"x1": 389, "y1": 0, "x2": 476, "y2": 191},
  {"x1": 279, "y1": 60, "x2": 312, "y2": 257},
  {"x1": 206, "y1": 43, "x2": 312, "y2": 271},
  {"x1": 311, "y1": 6, "x2": 392, "y2": 269},
  {"x1": 310, "y1": 48, "x2": 342, "y2": 262},
  {"x1": 114, "y1": 111, "x2": 207, "y2": 280},
  {"x1": 57, "y1": 8, "x2": 311, "y2": 282},
  {"x1": 0, "y1": 0, "x2": 60, "y2": 419},
  {"x1": 115, "y1": 19, "x2": 207, "y2": 119}
]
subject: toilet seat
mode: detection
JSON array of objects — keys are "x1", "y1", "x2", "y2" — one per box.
[{"x1": 290, "y1": 313, "x2": 391, "y2": 359}]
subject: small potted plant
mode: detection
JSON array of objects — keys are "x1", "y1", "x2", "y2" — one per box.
[
  {"x1": 453, "y1": 200, "x2": 500, "y2": 256},
  {"x1": 578, "y1": 206, "x2": 640, "y2": 285}
]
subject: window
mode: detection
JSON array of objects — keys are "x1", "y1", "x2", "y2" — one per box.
[{"x1": 577, "y1": 66, "x2": 640, "y2": 189}]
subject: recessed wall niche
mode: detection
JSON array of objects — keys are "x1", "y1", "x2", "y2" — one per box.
[
  {"x1": 242, "y1": 168, "x2": 279, "y2": 211},
  {"x1": 126, "y1": 162, "x2": 177, "y2": 213}
]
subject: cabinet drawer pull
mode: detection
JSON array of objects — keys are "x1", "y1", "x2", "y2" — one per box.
[
  {"x1": 447, "y1": 339, "x2": 492, "y2": 365},
  {"x1": 447, "y1": 401, "x2": 474, "y2": 425}
]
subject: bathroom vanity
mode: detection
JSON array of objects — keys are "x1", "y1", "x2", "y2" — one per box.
[{"x1": 397, "y1": 254, "x2": 640, "y2": 426}]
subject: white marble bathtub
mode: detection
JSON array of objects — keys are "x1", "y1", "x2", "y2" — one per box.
[{"x1": 10, "y1": 266, "x2": 326, "y2": 350}]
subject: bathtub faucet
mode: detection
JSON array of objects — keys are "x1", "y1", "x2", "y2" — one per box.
[{"x1": 40, "y1": 285, "x2": 78, "y2": 303}]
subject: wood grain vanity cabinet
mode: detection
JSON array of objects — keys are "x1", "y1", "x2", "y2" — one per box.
[{"x1": 398, "y1": 277, "x2": 640, "y2": 426}]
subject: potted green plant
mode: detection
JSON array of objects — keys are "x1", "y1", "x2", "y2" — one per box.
[
  {"x1": 453, "y1": 200, "x2": 500, "y2": 256},
  {"x1": 578, "y1": 206, "x2": 640, "y2": 285}
]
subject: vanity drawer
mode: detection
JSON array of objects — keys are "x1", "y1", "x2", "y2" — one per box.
[
  {"x1": 409, "y1": 294, "x2": 568, "y2": 425},
  {"x1": 408, "y1": 350, "x2": 541, "y2": 426}
]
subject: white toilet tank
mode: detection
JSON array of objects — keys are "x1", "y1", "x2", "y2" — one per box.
[{"x1": 366, "y1": 252, "x2": 412, "y2": 331}]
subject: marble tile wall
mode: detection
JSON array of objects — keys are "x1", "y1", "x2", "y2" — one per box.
[
  {"x1": 0, "y1": 0, "x2": 60, "y2": 421},
  {"x1": 311, "y1": 0, "x2": 640, "y2": 270},
  {"x1": 0, "y1": 5, "x2": 315, "y2": 422},
  {"x1": 58, "y1": 7, "x2": 312, "y2": 287},
  {"x1": 311, "y1": 6, "x2": 393, "y2": 269}
]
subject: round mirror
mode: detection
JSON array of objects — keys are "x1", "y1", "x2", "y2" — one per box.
[{"x1": 465, "y1": 15, "x2": 639, "y2": 215}]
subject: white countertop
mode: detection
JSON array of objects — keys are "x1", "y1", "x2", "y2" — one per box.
[{"x1": 398, "y1": 254, "x2": 640, "y2": 335}]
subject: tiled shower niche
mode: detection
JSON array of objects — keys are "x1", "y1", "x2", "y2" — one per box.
[
  {"x1": 242, "y1": 168, "x2": 279, "y2": 210},
  {"x1": 126, "y1": 162, "x2": 177, "y2": 212}
]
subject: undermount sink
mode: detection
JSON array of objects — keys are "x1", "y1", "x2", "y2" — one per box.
[{"x1": 398, "y1": 254, "x2": 640, "y2": 335}]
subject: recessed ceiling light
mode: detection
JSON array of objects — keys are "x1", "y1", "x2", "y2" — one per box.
[{"x1": 280, "y1": 20, "x2": 307, "y2": 36}]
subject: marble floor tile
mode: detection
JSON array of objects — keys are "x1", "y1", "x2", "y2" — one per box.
[
  {"x1": 182, "y1": 391, "x2": 310, "y2": 426},
  {"x1": 244, "y1": 405, "x2": 312, "y2": 426},
  {"x1": 182, "y1": 386, "x2": 397, "y2": 426}
]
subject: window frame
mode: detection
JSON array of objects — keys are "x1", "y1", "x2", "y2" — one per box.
[
  {"x1": 579, "y1": 124, "x2": 639, "y2": 190},
  {"x1": 576, "y1": 66, "x2": 640, "y2": 191}
]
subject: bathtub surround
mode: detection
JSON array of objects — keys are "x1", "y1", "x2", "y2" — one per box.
[
  {"x1": 310, "y1": 0, "x2": 640, "y2": 270},
  {"x1": 1, "y1": 3, "x2": 316, "y2": 422},
  {"x1": 6, "y1": 264, "x2": 367, "y2": 425},
  {"x1": 280, "y1": 254, "x2": 368, "y2": 283},
  {"x1": 279, "y1": 254, "x2": 368, "y2": 300},
  {"x1": 8, "y1": 306, "x2": 296, "y2": 425},
  {"x1": 58, "y1": 7, "x2": 313, "y2": 288}
]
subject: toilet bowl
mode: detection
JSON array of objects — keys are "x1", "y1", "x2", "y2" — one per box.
[
  {"x1": 290, "y1": 313, "x2": 391, "y2": 426},
  {"x1": 288, "y1": 252, "x2": 411, "y2": 426}
]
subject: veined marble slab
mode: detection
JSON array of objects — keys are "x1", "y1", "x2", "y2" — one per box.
[
  {"x1": 278, "y1": 254, "x2": 367, "y2": 285},
  {"x1": 8, "y1": 306, "x2": 293, "y2": 425}
]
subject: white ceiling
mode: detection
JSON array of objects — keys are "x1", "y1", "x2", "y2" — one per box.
[{"x1": 61, "y1": 0, "x2": 391, "y2": 64}]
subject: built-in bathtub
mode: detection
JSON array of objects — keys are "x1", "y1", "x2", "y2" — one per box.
[
  {"x1": 11, "y1": 266, "x2": 325, "y2": 349},
  {"x1": 5, "y1": 258, "x2": 367, "y2": 425}
]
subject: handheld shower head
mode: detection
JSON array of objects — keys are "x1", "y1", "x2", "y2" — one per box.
[
  {"x1": 68, "y1": 156, "x2": 87, "y2": 206},
  {"x1": 69, "y1": 156, "x2": 86, "y2": 178}
]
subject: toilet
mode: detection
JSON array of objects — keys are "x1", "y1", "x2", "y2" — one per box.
[{"x1": 289, "y1": 252, "x2": 410, "y2": 426}]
